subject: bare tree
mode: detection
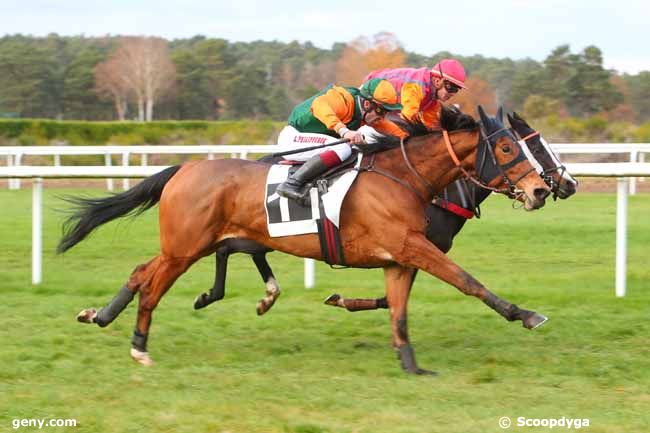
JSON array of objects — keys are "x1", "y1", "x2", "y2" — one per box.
[
  {"x1": 94, "y1": 57, "x2": 130, "y2": 120},
  {"x1": 95, "y1": 37, "x2": 176, "y2": 121},
  {"x1": 336, "y1": 32, "x2": 406, "y2": 86}
]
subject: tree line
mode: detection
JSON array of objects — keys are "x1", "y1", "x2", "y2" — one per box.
[{"x1": 0, "y1": 33, "x2": 649, "y2": 125}]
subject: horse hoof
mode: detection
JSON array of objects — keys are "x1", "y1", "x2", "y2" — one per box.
[
  {"x1": 193, "y1": 293, "x2": 209, "y2": 310},
  {"x1": 130, "y1": 348, "x2": 154, "y2": 366},
  {"x1": 256, "y1": 290, "x2": 280, "y2": 316},
  {"x1": 76, "y1": 308, "x2": 97, "y2": 324},
  {"x1": 523, "y1": 312, "x2": 548, "y2": 330},
  {"x1": 256, "y1": 299, "x2": 275, "y2": 316},
  {"x1": 323, "y1": 294, "x2": 341, "y2": 306},
  {"x1": 256, "y1": 301, "x2": 266, "y2": 316},
  {"x1": 402, "y1": 365, "x2": 438, "y2": 376},
  {"x1": 397, "y1": 344, "x2": 436, "y2": 376}
]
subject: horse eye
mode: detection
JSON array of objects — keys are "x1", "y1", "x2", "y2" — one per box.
[{"x1": 502, "y1": 145, "x2": 511, "y2": 153}]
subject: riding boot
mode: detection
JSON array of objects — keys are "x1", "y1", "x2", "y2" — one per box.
[{"x1": 276, "y1": 154, "x2": 331, "y2": 202}]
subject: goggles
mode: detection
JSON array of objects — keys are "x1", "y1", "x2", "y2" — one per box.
[{"x1": 444, "y1": 81, "x2": 461, "y2": 94}]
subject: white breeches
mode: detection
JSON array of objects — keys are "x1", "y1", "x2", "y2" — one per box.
[{"x1": 277, "y1": 126, "x2": 352, "y2": 161}]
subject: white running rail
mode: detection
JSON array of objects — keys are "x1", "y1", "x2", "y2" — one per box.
[{"x1": 2, "y1": 145, "x2": 280, "y2": 190}]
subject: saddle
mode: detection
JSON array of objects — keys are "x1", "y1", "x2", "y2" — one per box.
[{"x1": 263, "y1": 152, "x2": 362, "y2": 266}]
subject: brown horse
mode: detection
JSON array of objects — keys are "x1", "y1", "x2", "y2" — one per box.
[{"x1": 61, "y1": 105, "x2": 550, "y2": 374}]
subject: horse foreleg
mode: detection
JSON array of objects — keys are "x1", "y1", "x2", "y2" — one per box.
[
  {"x1": 253, "y1": 253, "x2": 281, "y2": 316},
  {"x1": 384, "y1": 265, "x2": 434, "y2": 375},
  {"x1": 129, "y1": 255, "x2": 193, "y2": 366},
  {"x1": 324, "y1": 270, "x2": 418, "y2": 312},
  {"x1": 194, "y1": 247, "x2": 229, "y2": 310},
  {"x1": 396, "y1": 231, "x2": 547, "y2": 329}
]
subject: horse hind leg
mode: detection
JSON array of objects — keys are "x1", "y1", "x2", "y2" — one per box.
[
  {"x1": 194, "y1": 247, "x2": 229, "y2": 310},
  {"x1": 76, "y1": 261, "x2": 153, "y2": 326},
  {"x1": 254, "y1": 253, "x2": 281, "y2": 316},
  {"x1": 76, "y1": 285, "x2": 136, "y2": 326},
  {"x1": 193, "y1": 240, "x2": 278, "y2": 315},
  {"x1": 323, "y1": 270, "x2": 418, "y2": 312},
  {"x1": 323, "y1": 294, "x2": 388, "y2": 311},
  {"x1": 128, "y1": 255, "x2": 194, "y2": 366}
]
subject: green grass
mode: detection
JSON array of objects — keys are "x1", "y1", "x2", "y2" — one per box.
[{"x1": 1, "y1": 187, "x2": 649, "y2": 433}]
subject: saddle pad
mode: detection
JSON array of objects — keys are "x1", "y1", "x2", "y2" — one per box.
[{"x1": 264, "y1": 157, "x2": 360, "y2": 237}]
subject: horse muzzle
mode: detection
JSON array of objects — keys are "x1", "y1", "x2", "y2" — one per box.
[
  {"x1": 524, "y1": 187, "x2": 550, "y2": 211},
  {"x1": 556, "y1": 179, "x2": 578, "y2": 200}
]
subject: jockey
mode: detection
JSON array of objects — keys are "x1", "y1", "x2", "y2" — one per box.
[
  {"x1": 275, "y1": 78, "x2": 405, "y2": 202},
  {"x1": 363, "y1": 58, "x2": 466, "y2": 129}
]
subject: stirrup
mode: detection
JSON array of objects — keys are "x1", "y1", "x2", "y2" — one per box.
[{"x1": 277, "y1": 182, "x2": 311, "y2": 204}]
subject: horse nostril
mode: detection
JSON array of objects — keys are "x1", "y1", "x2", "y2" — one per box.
[{"x1": 534, "y1": 188, "x2": 550, "y2": 201}]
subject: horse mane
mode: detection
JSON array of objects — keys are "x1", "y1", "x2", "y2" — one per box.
[
  {"x1": 440, "y1": 104, "x2": 478, "y2": 131},
  {"x1": 367, "y1": 104, "x2": 478, "y2": 152}
]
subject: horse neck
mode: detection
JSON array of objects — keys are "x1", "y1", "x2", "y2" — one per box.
[
  {"x1": 375, "y1": 130, "x2": 480, "y2": 201},
  {"x1": 474, "y1": 183, "x2": 493, "y2": 204}
]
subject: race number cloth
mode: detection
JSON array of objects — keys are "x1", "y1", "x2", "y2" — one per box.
[{"x1": 264, "y1": 156, "x2": 360, "y2": 237}]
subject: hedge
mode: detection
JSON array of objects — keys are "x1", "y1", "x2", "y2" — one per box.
[{"x1": 0, "y1": 119, "x2": 284, "y2": 146}]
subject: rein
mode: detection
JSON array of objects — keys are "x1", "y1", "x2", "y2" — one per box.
[
  {"x1": 400, "y1": 137, "x2": 437, "y2": 198},
  {"x1": 442, "y1": 129, "x2": 503, "y2": 192},
  {"x1": 358, "y1": 154, "x2": 429, "y2": 203},
  {"x1": 520, "y1": 131, "x2": 540, "y2": 141}
]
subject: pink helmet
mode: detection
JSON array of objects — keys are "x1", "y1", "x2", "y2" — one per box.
[{"x1": 431, "y1": 59, "x2": 467, "y2": 89}]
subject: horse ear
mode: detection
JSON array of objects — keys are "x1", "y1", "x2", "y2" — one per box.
[
  {"x1": 507, "y1": 113, "x2": 514, "y2": 126},
  {"x1": 513, "y1": 111, "x2": 529, "y2": 126},
  {"x1": 496, "y1": 106, "x2": 504, "y2": 123},
  {"x1": 477, "y1": 105, "x2": 489, "y2": 124}
]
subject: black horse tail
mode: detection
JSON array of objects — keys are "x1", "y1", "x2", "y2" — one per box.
[{"x1": 57, "y1": 165, "x2": 182, "y2": 254}]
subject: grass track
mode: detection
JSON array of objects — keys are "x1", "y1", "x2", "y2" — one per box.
[{"x1": 1, "y1": 187, "x2": 649, "y2": 432}]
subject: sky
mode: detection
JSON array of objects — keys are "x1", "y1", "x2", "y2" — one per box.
[{"x1": 1, "y1": 0, "x2": 648, "y2": 74}]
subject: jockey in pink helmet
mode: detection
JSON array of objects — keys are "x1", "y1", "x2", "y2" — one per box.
[{"x1": 363, "y1": 58, "x2": 466, "y2": 129}]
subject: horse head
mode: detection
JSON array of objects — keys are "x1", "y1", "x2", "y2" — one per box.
[
  {"x1": 475, "y1": 105, "x2": 550, "y2": 210},
  {"x1": 507, "y1": 112, "x2": 578, "y2": 200}
]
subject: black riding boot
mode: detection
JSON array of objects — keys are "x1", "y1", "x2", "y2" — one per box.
[{"x1": 276, "y1": 154, "x2": 331, "y2": 202}]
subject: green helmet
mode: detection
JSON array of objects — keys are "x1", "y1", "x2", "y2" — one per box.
[{"x1": 359, "y1": 78, "x2": 402, "y2": 111}]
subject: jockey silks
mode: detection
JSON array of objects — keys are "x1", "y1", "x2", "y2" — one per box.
[
  {"x1": 287, "y1": 85, "x2": 406, "y2": 139},
  {"x1": 288, "y1": 85, "x2": 364, "y2": 137},
  {"x1": 364, "y1": 67, "x2": 441, "y2": 128}
]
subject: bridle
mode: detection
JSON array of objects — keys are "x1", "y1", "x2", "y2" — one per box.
[
  {"x1": 358, "y1": 121, "x2": 536, "y2": 205},
  {"x1": 515, "y1": 128, "x2": 570, "y2": 198},
  {"x1": 443, "y1": 123, "x2": 536, "y2": 199}
]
